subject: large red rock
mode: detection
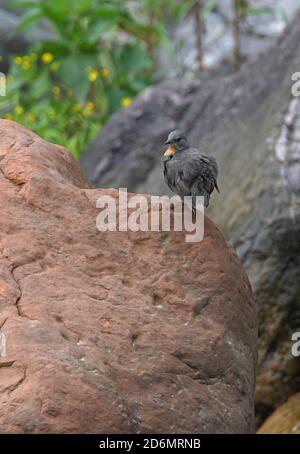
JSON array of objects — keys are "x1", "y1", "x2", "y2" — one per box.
[{"x1": 0, "y1": 120, "x2": 257, "y2": 433}]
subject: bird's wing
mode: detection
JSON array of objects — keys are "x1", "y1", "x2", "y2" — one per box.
[
  {"x1": 201, "y1": 154, "x2": 218, "y2": 179},
  {"x1": 180, "y1": 152, "x2": 219, "y2": 194},
  {"x1": 202, "y1": 154, "x2": 219, "y2": 192}
]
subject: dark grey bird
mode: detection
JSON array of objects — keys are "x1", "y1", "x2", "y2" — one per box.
[{"x1": 162, "y1": 130, "x2": 219, "y2": 212}]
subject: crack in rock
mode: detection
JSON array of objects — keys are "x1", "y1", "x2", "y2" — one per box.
[{"x1": 7, "y1": 366, "x2": 27, "y2": 395}]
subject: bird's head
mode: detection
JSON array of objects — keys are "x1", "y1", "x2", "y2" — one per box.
[{"x1": 163, "y1": 130, "x2": 189, "y2": 159}]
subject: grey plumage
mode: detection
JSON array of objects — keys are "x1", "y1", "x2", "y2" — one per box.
[{"x1": 162, "y1": 130, "x2": 219, "y2": 212}]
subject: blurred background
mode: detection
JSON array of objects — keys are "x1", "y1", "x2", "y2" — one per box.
[
  {"x1": 0, "y1": 0, "x2": 298, "y2": 158},
  {"x1": 1, "y1": 0, "x2": 300, "y2": 434}
]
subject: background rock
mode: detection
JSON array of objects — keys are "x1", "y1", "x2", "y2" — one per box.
[
  {"x1": 81, "y1": 12, "x2": 300, "y2": 426},
  {"x1": 0, "y1": 120, "x2": 256, "y2": 433},
  {"x1": 257, "y1": 393, "x2": 300, "y2": 434},
  {"x1": 156, "y1": 0, "x2": 300, "y2": 79}
]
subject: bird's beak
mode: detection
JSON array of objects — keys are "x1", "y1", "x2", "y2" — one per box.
[
  {"x1": 164, "y1": 145, "x2": 176, "y2": 156},
  {"x1": 164, "y1": 140, "x2": 170, "y2": 145}
]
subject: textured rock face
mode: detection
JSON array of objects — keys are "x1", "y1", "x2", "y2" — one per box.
[
  {"x1": 81, "y1": 13, "x2": 300, "y2": 425},
  {"x1": 0, "y1": 120, "x2": 256, "y2": 433},
  {"x1": 156, "y1": 0, "x2": 300, "y2": 78},
  {"x1": 257, "y1": 393, "x2": 300, "y2": 434}
]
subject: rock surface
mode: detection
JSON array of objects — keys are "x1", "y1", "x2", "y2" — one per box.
[
  {"x1": 0, "y1": 120, "x2": 256, "y2": 433},
  {"x1": 257, "y1": 393, "x2": 300, "y2": 434},
  {"x1": 156, "y1": 0, "x2": 300, "y2": 78},
  {"x1": 81, "y1": 12, "x2": 300, "y2": 425}
]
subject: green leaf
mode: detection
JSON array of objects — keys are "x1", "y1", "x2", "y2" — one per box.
[
  {"x1": 128, "y1": 76, "x2": 151, "y2": 93},
  {"x1": 58, "y1": 54, "x2": 93, "y2": 104},
  {"x1": 105, "y1": 85, "x2": 128, "y2": 113},
  {"x1": 120, "y1": 13, "x2": 160, "y2": 44},
  {"x1": 14, "y1": 8, "x2": 44, "y2": 33},
  {"x1": 42, "y1": 0, "x2": 72, "y2": 18},
  {"x1": 5, "y1": 75, "x2": 24, "y2": 93},
  {"x1": 30, "y1": 70, "x2": 50, "y2": 99},
  {"x1": 87, "y1": 17, "x2": 119, "y2": 41},
  {"x1": 117, "y1": 44, "x2": 152, "y2": 75},
  {"x1": 86, "y1": 4, "x2": 124, "y2": 41},
  {"x1": 73, "y1": 0, "x2": 93, "y2": 14},
  {"x1": 36, "y1": 41, "x2": 70, "y2": 56},
  {"x1": 93, "y1": 3, "x2": 124, "y2": 18},
  {"x1": 40, "y1": 2, "x2": 70, "y2": 41}
]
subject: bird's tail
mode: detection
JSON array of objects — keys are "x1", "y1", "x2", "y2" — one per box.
[{"x1": 204, "y1": 194, "x2": 210, "y2": 208}]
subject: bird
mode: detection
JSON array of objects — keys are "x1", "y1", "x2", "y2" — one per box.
[{"x1": 162, "y1": 130, "x2": 219, "y2": 213}]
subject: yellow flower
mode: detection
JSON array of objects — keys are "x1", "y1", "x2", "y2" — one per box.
[
  {"x1": 85, "y1": 101, "x2": 95, "y2": 112},
  {"x1": 14, "y1": 56, "x2": 23, "y2": 65},
  {"x1": 14, "y1": 105, "x2": 24, "y2": 115},
  {"x1": 41, "y1": 52, "x2": 54, "y2": 64},
  {"x1": 52, "y1": 86, "x2": 61, "y2": 96},
  {"x1": 74, "y1": 103, "x2": 82, "y2": 112},
  {"x1": 87, "y1": 69, "x2": 98, "y2": 82},
  {"x1": 83, "y1": 101, "x2": 95, "y2": 117},
  {"x1": 22, "y1": 61, "x2": 31, "y2": 70},
  {"x1": 27, "y1": 113, "x2": 35, "y2": 123},
  {"x1": 121, "y1": 97, "x2": 132, "y2": 108},
  {"x1": 101, "y1": 67, "x2": 109, "y2": 77},
  {"x1": 50, "y1": 62, "x2": 60, "y2": 71}
]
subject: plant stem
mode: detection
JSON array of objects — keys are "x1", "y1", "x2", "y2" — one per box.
[
  {"x1": 193, "y1": 0, "x2": 205, "y2": 72},
  {"x1": 233, "y1": 0, "x2": 242, "y2": 71}
]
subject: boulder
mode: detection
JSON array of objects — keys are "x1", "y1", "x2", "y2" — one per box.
[
  {"x1": 0, "y1": 120, "x2": 256, "y2": 433},
  {"x1": 81, "y1": 12, "x2": 300, "y2": 425},
  {"x1": 257, "y1": 393, "x2": 300, "y2": 434}
]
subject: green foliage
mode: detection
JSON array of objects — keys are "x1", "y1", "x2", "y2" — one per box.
[
  {"x1": 0, "y1": 0, "x2": 281, "y2": 158},
  {"x1": 0, "y1": 0, "x2": 156, "y2": 158}
]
